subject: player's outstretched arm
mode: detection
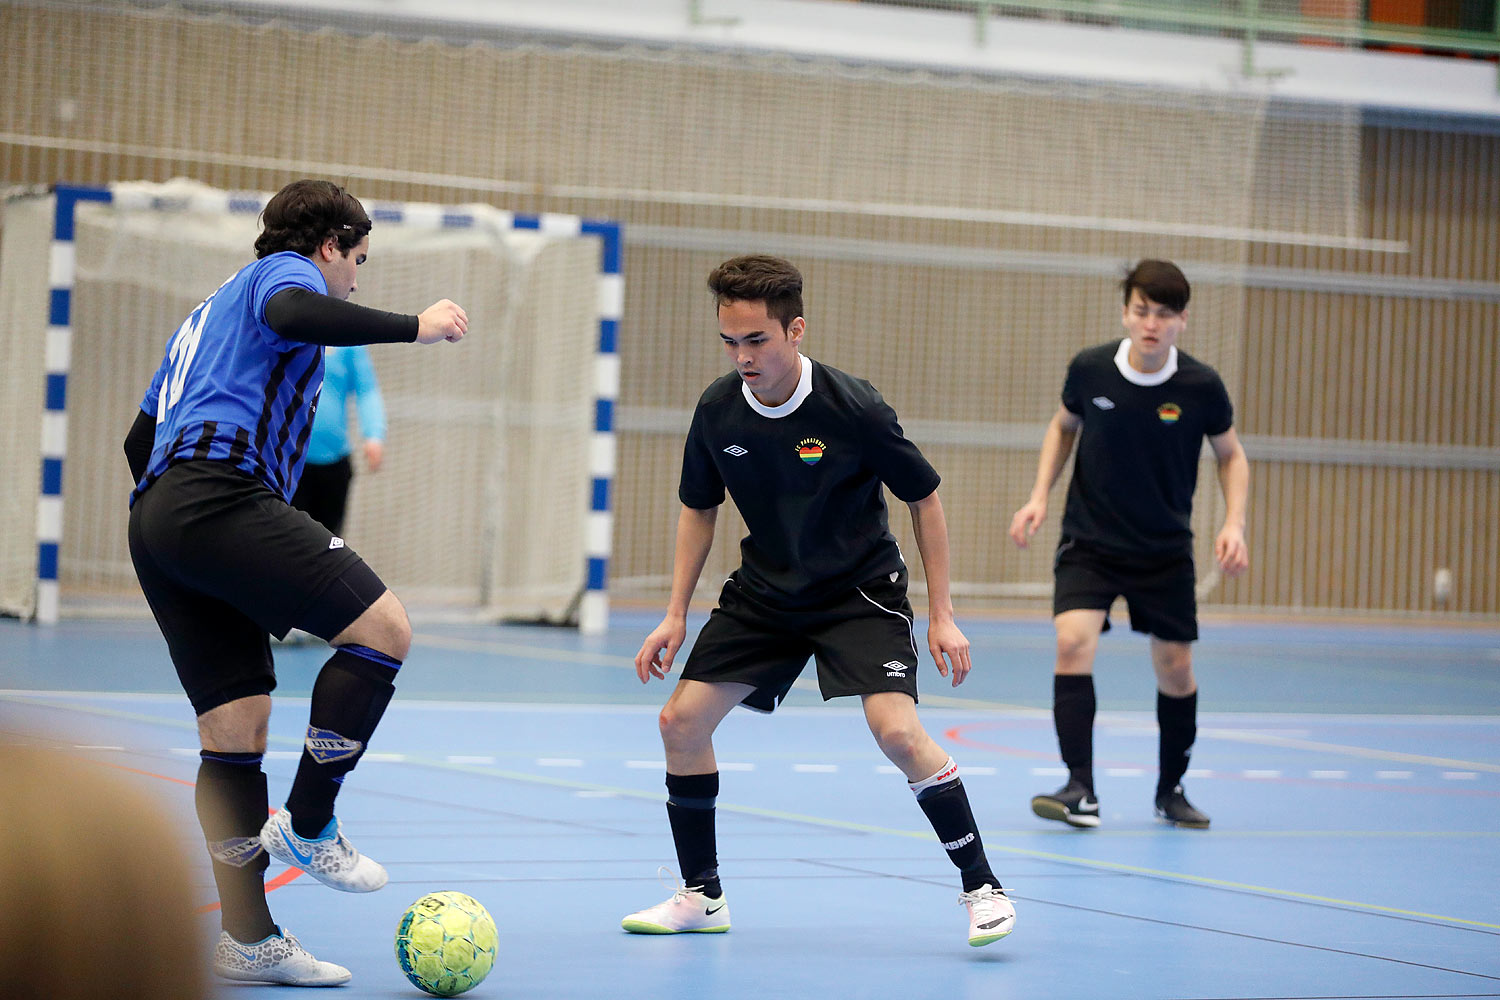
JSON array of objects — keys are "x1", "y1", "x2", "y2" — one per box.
[
  {"x1": 264, "y1": 288, "x2": 466, "y2": 347},
  {"x1": 415, "y1": 299, "x2": 468, "y2": 344},
  {"x1": 635, "y1": 505, "x2": 718, "y2": 683},
  {"x1": 1009, "y1": 405, "x2": 1081, "y2": 548},
  {"x1": 1209, "y1": 427, "x2": 1250, "y2": 577},
  {"x1": 908, "y1": 490, "x2": 972, "y2": 687}
]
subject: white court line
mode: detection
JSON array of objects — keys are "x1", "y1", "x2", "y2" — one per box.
[
  {"x1": 74, "y1": 744, "x2": 124, "y2": 750},
  {"x1": 365, "y1": 753, "x2": 406, "y2": 763},
  {"x1": 1310, "y1": 770, "x2": 1349, "y2": 779},
  {"x1": 1104, "y1": 767, "x2": 1145, "y2": 778},
  {"x1": 793, "y1": 763, "x2": 838, "y2": 773},
  {"x1": 1376, "y1": 770, "x2": 1414, "y2": 779},
  {"x1": 719, "y1": 762, "x2": 755, "y2": 771},
  {"x1": 1030, "y1": 766, "x2": 1068, "y2": 777},
  {"x1": 1243, "y1": 770, "x2": 1282, "y2": 779},
  {"x1": 1442, "y1": 771, "x2": 1479, "y2": 780}
]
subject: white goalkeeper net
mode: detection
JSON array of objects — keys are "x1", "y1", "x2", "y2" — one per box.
[{"x1": 0, "y1": 180, "x2": 600, "y2": 623}]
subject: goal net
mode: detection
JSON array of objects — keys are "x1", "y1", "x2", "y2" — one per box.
[{"x1": 0, "y1": 179, "x2": 616, "y2": 628}]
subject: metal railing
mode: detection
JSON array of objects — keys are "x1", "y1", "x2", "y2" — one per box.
[{"x1": 691, "y1": 0, "x2": 1500, "y2": 88}]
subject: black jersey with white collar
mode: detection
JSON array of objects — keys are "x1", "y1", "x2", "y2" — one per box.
[
  {"x1": 1059, "y1": 340, "x2": 1233, "y2": 557},
  {"x1": 679, "y1": 357, "x2": 940, "y2": 608}
]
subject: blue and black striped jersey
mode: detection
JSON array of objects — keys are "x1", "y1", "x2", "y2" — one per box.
[{"x1": 130, "y1": 251, "x2": 328, "y2": 506}]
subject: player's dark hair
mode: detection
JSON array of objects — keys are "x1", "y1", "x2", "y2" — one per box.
[
  {"x1": 254, "y1": 180, "x2": 372, "y2": 260},
  {"x1": 707, "y1": 254, "x2": 804, "y2": 333},
  {"x1": 1121, "y1": 259, "x2": 1190, "y2": 314}
]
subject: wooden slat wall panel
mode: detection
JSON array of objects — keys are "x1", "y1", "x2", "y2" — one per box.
[{"x1": 1, "y1": 5, "x2": 1495, "y2": 616}]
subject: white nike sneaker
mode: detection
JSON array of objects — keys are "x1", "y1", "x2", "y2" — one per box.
[
  {"x1": 260, "y1": 807, "x2": 388, "y2": 893},
  {"x1": 213, "y1": 928, "x2": 351, "y2": 986},
  {"x1": 621, "y1": 868, "x2": 731, "y2": 934},
  {"x1": 959, "y1": 884, "x2": 1016, "y2": 947}
]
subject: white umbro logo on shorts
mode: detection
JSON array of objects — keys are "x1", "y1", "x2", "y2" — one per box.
[
  {"x1": 1092, "y1": 396, "x2": 1116, "y2": 410},
  {"x1": 723, "y1": 445, "x2": 748, "y2": 457},
  {"x1": 328, "y1": 537, "x2": 345, "y2": 550},
  {"x1": 883, "y1": 660, "x2": 908, "y2": 677}
]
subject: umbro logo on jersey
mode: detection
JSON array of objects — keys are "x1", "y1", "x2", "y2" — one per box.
[
  {"x1": 883, "y1": 660, "x2": 908, "y2": 677},
  {"x1": 328, "y1": 536, "x2": 345, "y2": 550},
  {"x1": 1092, "y1": 396, "x2": 1115, "y2": 410},
  {"x1": 722, "y1": 445, "x2": 748, "y2": 457}
]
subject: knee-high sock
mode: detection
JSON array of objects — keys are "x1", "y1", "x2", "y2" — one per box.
[
  {"x1": 1157, "y1": 689, "x2": 1197, "y2": 795},
  {"x1": 665, "y1": 771, "x2": 721, "y2": 898},
  {"x1": 284, "y1": 644, "x2": 399, "y2": 838},
  {"x1": 910, "y1": 757, "x2": 999, "y2": 893},
  {"x1": 1054, "y1": 674, "x2": 1096, "y2": 792},
  {"x1": 196, "y1": 751, "x2": 276, "y2": 942}
]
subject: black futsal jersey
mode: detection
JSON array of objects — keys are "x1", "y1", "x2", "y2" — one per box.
[
  {"x1": 1059, "y1": 340, "x2": 1233, "y2": 558},
  {"x1": 679, "y1": 357, "x2": 940, "y2": 609}
]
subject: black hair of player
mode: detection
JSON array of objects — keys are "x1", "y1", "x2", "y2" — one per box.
[
  {"x1": 1121, "y1": 259, "x2": 1190, "y2": 314},
  {"x1": 707, "y1": 254, "x2": 804, "y2": 333},
  {"x1": 254, "y1": 180, "x2": 373, "y2": 260}
]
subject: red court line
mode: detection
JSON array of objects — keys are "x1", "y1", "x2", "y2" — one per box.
[{"x1": 92, "y1": 758, "x2": 306, "y2": 911}]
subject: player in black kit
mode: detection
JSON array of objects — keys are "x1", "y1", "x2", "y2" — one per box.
[
  {"x1": 621, "y1": 255, "x2": 1014, "y2": 947},
  {"x1": 1010, "y1": 259, "x2": 1249, "y2": 830}
]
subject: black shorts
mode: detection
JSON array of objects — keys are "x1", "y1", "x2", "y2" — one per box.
[
  {"x1": 290, "y1": 454, "x2": 354, "y2": 536},
  {"x1": 682, "y1": 568, "x2": 921, "y2": 714},
  {"x1": 1053, "y1": 536, "x2": 1198, "y2": 642},
  {"x1": 128, "y1": 460, "x2": 388, "y2": 715}
]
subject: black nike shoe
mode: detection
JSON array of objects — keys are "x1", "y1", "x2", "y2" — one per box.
[
  {"x1": 1030, "y1": 780, "x2": 1100, "y2": 829},
  {"x1": 1154, "y1": 784, "x2": 1211, "y2": 828}
]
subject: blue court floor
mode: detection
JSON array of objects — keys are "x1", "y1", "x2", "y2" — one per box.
[{"x1": 2, "y1": 612, "x2": 1498, "y2": 999}]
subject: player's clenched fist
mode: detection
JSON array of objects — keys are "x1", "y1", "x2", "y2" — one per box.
[{"x1": 417, "y1": 299, "x2": 468, "y2": 343}]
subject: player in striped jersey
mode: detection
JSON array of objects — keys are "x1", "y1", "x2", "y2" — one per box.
[{"x1": 124, "y1": 179, "x2": 467, "y2": 986}]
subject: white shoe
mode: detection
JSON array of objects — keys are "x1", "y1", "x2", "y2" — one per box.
[
  {"x1": 260, "y1": 808, "x2": 387, "y2": 893},
  {"x1": 213, "y1": 928, "x2": 351, "y2": 986},
  {"x1": 960, "y1": 884, "x2": 1015, "y2": 946},
  {"x1": 621, "y1": 868, "x2": 731, "y2": 934}
]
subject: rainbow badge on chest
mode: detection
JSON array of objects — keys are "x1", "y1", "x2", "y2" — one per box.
[
  {"x1": 1156, "y1": 403, "x2": 1181, "y2": 425},
  {"x1": 796, "y1": 437, "x2": 826, "y2": 465}
]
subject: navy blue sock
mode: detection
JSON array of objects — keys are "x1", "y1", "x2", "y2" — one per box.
[
  {"x1": 285, "y1": 645, "x2": 399, "y2": 838},
  {"x1": 196, "y1": 750, "x2": 276, "y2": 942},
  {"x1": 1054, "y1": 674, "x2": 1096, "y2": 793},
  {"x1": 910, "y1": 760, "x2": 999, "y2": 893},
  {"x1": 1157, "y1": 689, "x2": 1198, "y2": 796},
  {"x1": 665, "y1": 771, "x2": 721, "y2": 898}
]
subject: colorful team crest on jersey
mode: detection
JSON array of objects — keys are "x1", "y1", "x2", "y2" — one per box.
[
  {"x1": 796, "y1": 438, "x2": 826, "y2": 465},
  {"x1": 1157, "y1": 403, "x2": 1182, "y2": 424}
]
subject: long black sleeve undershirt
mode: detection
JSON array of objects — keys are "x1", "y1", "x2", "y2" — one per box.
[
  {"x1": 124, "y1": 408, "x2": 155, "y2": 482},
  {"x1": 264, "y1": 287, "x2": 419, "y2": 346}
]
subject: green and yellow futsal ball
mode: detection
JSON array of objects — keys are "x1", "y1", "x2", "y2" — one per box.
[{"x1": 394, "y1": 891, "x2": 498, "y2": 996}]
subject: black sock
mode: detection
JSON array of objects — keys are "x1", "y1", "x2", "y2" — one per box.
[
  {"x1": 196, "y1": 751, "x2": 277, "y2": 943},
  {"x1": 1054, "y1": 674, "x2": 1096, "y2": 793},
  {"x1": 285, "y1": 645, "x2": 399, "y2": 838},
  {"x1": 1157, "y1": 689, "x2": 1197, "y2": 796},
  {"x1": 665, "y1": 771, "x2": 721, "y2": 898},
  {"x1": 911, "y1": 759, "x2": 999, "y2": 893}
]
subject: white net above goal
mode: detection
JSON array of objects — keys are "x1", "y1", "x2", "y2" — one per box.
[{"x1": 0, "y1": 179, "x2": 619, "y2": 629}]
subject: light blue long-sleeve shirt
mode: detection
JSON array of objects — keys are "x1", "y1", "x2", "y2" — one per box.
[{"x1": 306, "y1": 345, "x2": 386, "y2": 465}]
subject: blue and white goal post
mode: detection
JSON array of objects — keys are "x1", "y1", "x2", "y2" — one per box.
[{"x1": 11, "y1": 180, "x2": 620, "y2": 633}]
